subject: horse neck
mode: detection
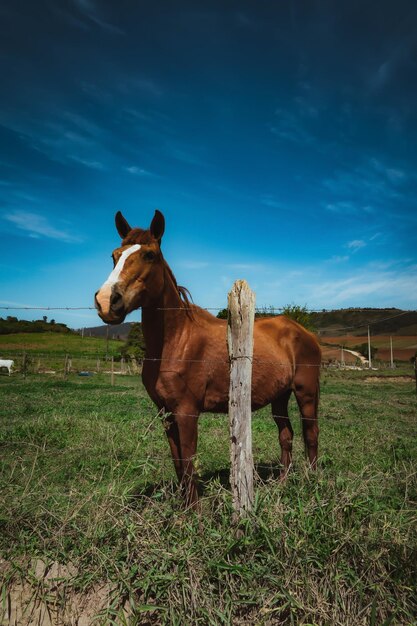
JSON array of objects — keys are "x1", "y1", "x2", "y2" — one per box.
[{"x1": 141, "y1": 263, "x2": 190, "y2": 359}]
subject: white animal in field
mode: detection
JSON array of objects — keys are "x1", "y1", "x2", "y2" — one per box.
[{"x1": 0, "y1": 359, "x2": 14, "y2": 375}]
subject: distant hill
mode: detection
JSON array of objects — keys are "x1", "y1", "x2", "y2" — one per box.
[
  {"x1": 79, "y1": 308, "x2": 417, "y2": 341},
  {"x1": 311, "y1": 308, "x2": 417, "y2": 337},
  {"x1": 0, "y1": 316, "x2": 73, "y2": 335},
  {"x1": 77, "y1": 322, "x2": 134, "y2": 340}
]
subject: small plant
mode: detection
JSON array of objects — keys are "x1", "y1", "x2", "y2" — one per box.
[
  {"x1": 353, "y1": 342, "x2": 378, "y2": 361},
  {"x1": 119, "y1": 322, "x2": 145, "y2": 362},
  {"x1": 281, "y1": 303, "x2": 316, "y2": 331}
]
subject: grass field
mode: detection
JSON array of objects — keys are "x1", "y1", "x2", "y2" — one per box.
[
  {"x1": 0, "y1": 332, "x2": 122, "y2": 357},
  {"x1": 0, "y1": 332, "x2": 124, "y2": 375},
  {"x1": 0, "y1": 368, "x2": 416, "y2": 625}
]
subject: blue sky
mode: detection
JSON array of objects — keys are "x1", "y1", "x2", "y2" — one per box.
[{"x1": 1, "y1": 0, "x2": 417, "y2": 328}]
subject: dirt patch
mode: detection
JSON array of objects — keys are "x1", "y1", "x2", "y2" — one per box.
[
  {"x1": 320, "y1": 346, "x2": 359, "y2": 363},
  {"x1": 376, "y1": 348, "x2": 416, "y2": 361},
  {"x1": 364, "y1": 376, "x2": 415, "y2": 383},
  {"x1": 322, "y1": 335, "x2": 417, "y2": 348},
  {"x1": 0, "y1": 559, "x2": 132, "y2": 626}
]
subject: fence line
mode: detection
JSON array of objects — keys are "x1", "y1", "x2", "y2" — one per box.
[
  {"x1": 2, "y1": 341, "x2": 417, "y2": 359},
  {"x1": 1, "y1": 304, "x2": 416, "y2": 337},
  {"x1": 5, "y1": 353, "x2": 417, "y2": 365},
  {"x1": 1, "y1": 305, "x2": 416, "y2": 313},
  {"x1": 3, "y1": 354, "x2": 416, "y2": 373}
]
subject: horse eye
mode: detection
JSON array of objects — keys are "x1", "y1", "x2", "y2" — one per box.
[{"x1": 144, "y1": 251, "x2": 155, "y2": 261}]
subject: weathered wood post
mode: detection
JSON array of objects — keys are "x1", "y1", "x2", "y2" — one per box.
[
  {"x1": 22, "y1": 352, "x2": 27, "y2": 379},
  {"x1": 111, "y1": 356, "x2": 115, "y2": 386},
  {"x1": 414, "y1": 356, "x2": 417, "y2": 397},
  {"x1": 227, "y1": 279, "x2": 255, "y2": 518}
]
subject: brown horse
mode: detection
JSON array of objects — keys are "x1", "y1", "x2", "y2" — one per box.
[{"x1": 95, "y1": 210, "x2": 321, "y2": 505}]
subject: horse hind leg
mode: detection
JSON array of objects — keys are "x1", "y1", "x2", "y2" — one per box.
[
  {"x1": 294, "y1": 377, "x2": 319, "y2": 470},
  {"x1": 272, "y1": 390, "x2": 293, "y2": 479}
]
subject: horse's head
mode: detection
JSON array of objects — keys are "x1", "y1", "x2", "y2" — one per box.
[{"x1": 95, "y1": 210, "x2": 165, "y2": 324}]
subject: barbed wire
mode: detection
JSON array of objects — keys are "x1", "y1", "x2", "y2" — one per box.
[
  {"x1": 3, "y1": 350, "x2": 416, "y2": 363},
  {"x1": 1, "y1": 305, "x2": 415, "y2": 314},
  {"x1": 2, "y1": 352, "x2": 416, "y2": 360}
]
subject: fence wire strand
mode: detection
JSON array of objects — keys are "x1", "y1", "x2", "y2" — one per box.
[{"x1": 1, "y1": 304, "x2": 416, "y2": 333}]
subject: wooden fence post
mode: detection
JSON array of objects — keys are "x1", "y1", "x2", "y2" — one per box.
[
  {"x1": 414, "y1": 357, "x2": 417, "y2": 397},
  {"x1": 111, "y1": 356, "x2": 114, "y2": 386},
  {"x1": 22, "y1": 352, "x2": 27, "y2": 379},
  {"x1": 227, "y1": 279, "x2": 255, "y2": 518}
]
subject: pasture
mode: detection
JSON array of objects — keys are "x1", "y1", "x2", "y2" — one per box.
[
  {"x1": 0, "y1": 369, "x2": 416, "y2": 625},
  {"x1": 0, "y1": 332, "x2": 123, "y2": 376},
  {"x1": 0, "y1": 331, "x2": 121, "y2": 358}
]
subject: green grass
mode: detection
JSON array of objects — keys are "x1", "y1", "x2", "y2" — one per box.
[
  {"x1": 0, "y1": 331, "x2": 125, "y2": 375},
  {"x1": 0, "y1": 371, "x2": 416, "y2": 625},
  {"x1": 0, "y1": 331, "x2": 122, "y2": 357}
]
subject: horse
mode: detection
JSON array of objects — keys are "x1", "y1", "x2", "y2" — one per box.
[
  {"x1": 0, "y1": 359, "x2": 14, "y2": 375},
  {"x1": 95, "y1": 210, "x2": 321, "y2": 506}
]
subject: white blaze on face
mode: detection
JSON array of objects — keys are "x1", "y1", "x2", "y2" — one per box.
[
  {"x1": 103, "y1": 244, "x2": 141, "y2": 288},
  {"x1": 96, "y1": 244, "x2": 141, "y2": 315}
]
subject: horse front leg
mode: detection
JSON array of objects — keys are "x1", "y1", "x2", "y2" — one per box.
[{"x1": 163, "y1": 406, "x2": 199, "y2": 508}]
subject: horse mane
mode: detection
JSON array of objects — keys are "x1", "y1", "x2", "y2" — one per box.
[
  {"x1": 122, "y1": 227, "x2": 194, "y2": 317},
  {"x1": 163, "y1": 261, "x2": 194, "y2": 318}
]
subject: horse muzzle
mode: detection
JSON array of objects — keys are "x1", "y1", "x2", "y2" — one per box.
[{"x1": 94, "y1": 285, "x2": 127, "y2": 324}]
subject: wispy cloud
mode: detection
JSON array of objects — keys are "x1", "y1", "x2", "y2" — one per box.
[
  {"x1": 225, "y1": 263, "x2": 265, "y2": 272},
  {"x1": 0, "y1": 299, "x2": 43, "y2": 308},
  {"x1": 165, "y1": 143, "x2": 206, "y2": 166},
  {"x1": 369, "y1": 157, "x2": 407, "y2": 184},
  {"x1": 260, "y1": 195, "x2": 289, "y2": 211},
  {"x1": 308, "y1": 268, "x2": 417, "y2": 307},
  {"x1": 347, "y1": 239, "x2": 366, "y2": 252},
  {"x1": 256, "y1": 261, "x2": 417, "y2": 310},
  {"x1": 69, "y1": 156, "x2": 105, "y2": 170},
  {"x1": 325, "y1": 201, "x2": 370, "y2": 215},
  {"x1": 125, "y1": 165, "x2": 154, "y2": 176},
  {"x1": 0, "y1": 111, "x2": 118, "y2": 171},
  {"x1": 71, "y1": 0, "x2": 124, "y2": 34},
  {"x1": 270, "y1": 87, "x2": 324, "y2": 146},
  {"x1": 270, "y1": 109, "x2": 316, "y2": 145},
  {"x1": 3, "y1": 211, "x2": 82, "y2": 243},
  {"x1": 178, "y1": 261, "x2": 210, "y2": 270},
  {"x1": 293, "y1": 96, "x2": 319, "y2": 119},
  {"x1": 370, "y1": 34, "x2": 417, "y2": 91},
  {"x1": 118, "y1": 77, "x2": 163, "y2": 98},
  {"x1": 322, "y1": 156, "x2": 412, "y2": 215},
  {"x1": 326, "y1": 255, "x2": 349, "y2": 263}
]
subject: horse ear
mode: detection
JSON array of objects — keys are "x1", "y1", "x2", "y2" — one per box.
[
  {"x1": 150, "y1": 209, "x2": 165, "y2": 243},
  {"x1": 115, "y1": 211, "x2": 132, "y2": 239}
]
